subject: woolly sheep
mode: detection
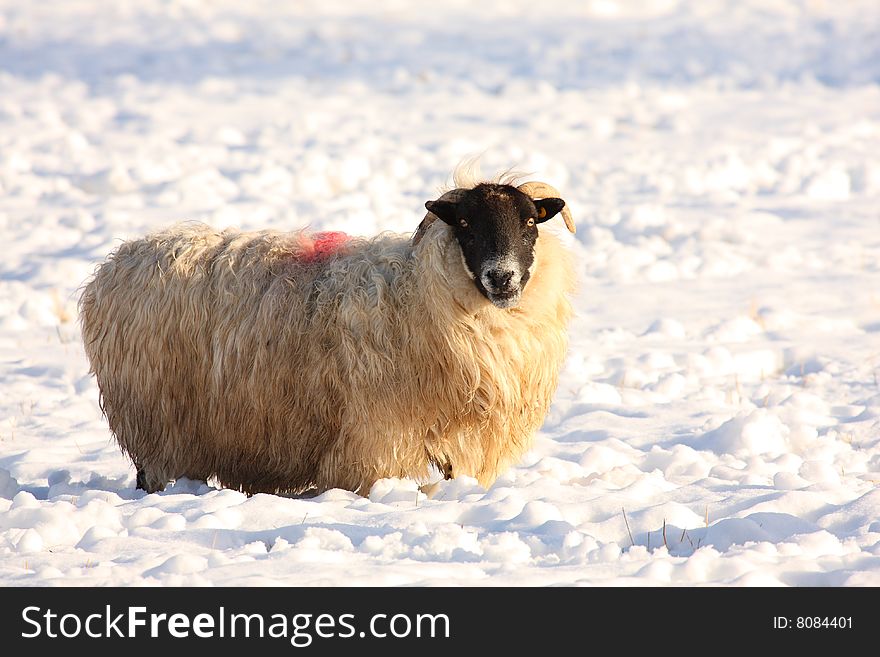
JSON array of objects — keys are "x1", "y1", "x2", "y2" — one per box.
[{"x1": 79, "y1": 171, "x2": 576, "y2": 495}]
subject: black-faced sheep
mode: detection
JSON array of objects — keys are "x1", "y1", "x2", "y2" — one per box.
[{"x1": 79, "y1": 172, "x2": 576, "y2": 495}]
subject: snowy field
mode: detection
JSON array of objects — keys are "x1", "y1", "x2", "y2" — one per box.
[{"x1": 1, "y1": 0, "x2": 879, "y2": 586}]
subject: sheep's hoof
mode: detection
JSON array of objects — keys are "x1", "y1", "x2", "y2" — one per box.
[
  {"x1": 135, "y1": 467, "x2": 148, "y2": 491},
  {"x1": 135, "y1": 466, "x2": 166, "y2": 493}
]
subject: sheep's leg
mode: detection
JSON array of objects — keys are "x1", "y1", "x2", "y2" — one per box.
[
  {"x1": 441, "y1": 460, "x2": 454, "y2": 480},
  {"x1": 135, "y1": 463, "x2": 168, "y2": 493},
  {"x1": 135, "y1": 466, "x2": 147, "y2": 491}
]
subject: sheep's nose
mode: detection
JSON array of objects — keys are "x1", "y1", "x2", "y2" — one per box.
[{"x1": 485, "y1": 268, "x2": 515, "y2": 291}]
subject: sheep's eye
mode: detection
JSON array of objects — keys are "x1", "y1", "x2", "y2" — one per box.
[
  {"x1": 459, "y1": 218, "x2": 468, "y2": 228},
  {"x1": 526, "y1": 217, "x2": 536, "y2": 227}
]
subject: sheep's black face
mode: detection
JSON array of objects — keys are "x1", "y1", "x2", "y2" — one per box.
[{"x1": 425, "y1": 184, "x2": 566, "y2": 309}]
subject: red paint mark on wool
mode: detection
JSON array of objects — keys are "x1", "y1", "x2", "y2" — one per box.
[{"x1": 297, "y1": 231, "x2": 350, "y2": 262}]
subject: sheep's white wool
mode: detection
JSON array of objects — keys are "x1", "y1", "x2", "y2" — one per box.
[
  {"x1": 446, "y1": 158, "x2": 527, "y2": 193},
  {"x1": 79, "y1": 190, "x2": 575, "y2": 496},
  {"x1": 459, "y1": 250, "x2": 477, "y2": 282}
]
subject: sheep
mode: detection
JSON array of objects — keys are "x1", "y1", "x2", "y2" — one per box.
[{"x1": 79, "y1": 170, "x2": 576, "y2": 496}]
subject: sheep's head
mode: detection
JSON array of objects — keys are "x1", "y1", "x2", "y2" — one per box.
[{"x1": 423, "y1": 182, "x2": 570, "y2": 309}]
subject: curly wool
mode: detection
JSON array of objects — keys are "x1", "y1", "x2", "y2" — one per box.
[{"x1": 79, "y1": 218, "x2": 574, "y2": 495}]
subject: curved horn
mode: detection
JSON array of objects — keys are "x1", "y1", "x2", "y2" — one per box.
[
  {"x1": 516, "y1": 181, "x2": 575, "y2": 234},
  {"x1": 412, "y1": 188, "x2": 469, "y2": 246}
]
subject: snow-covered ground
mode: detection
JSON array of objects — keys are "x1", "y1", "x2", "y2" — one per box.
[{"x1": 1, "y1": 0, "x2": 879, "y2": 585}]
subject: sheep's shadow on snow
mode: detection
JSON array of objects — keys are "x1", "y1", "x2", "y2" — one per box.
[
  {"x1": 0, "y1": 468, "x2": 135, "y2": 501},
  {"x1": 0, "y1": 467, "x2": 327, "y2": 503}
]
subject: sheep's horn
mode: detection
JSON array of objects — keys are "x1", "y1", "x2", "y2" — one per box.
[
  {"x1": 412, "y1": 188, "x2": 468, "y2": 246},
  {"x1": 516, "y1": 181, "x2": 575, "y2": 234}
]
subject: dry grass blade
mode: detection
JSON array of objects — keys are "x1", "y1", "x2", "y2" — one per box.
[{"x1": 622, "y1": 507, "x2": 635, "y2": 547}]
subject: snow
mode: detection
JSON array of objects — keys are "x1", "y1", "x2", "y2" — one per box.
[{"x1": 1, "y1": 0, "x2": 879, "y2": 586}]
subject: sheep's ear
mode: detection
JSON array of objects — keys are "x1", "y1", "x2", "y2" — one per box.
[
  {"x1": 534, "y1": 198, "x2": 566, "y2": 224},
  {"x1": 425, "y1": 200, "x2": 458, "y2": 226}
]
